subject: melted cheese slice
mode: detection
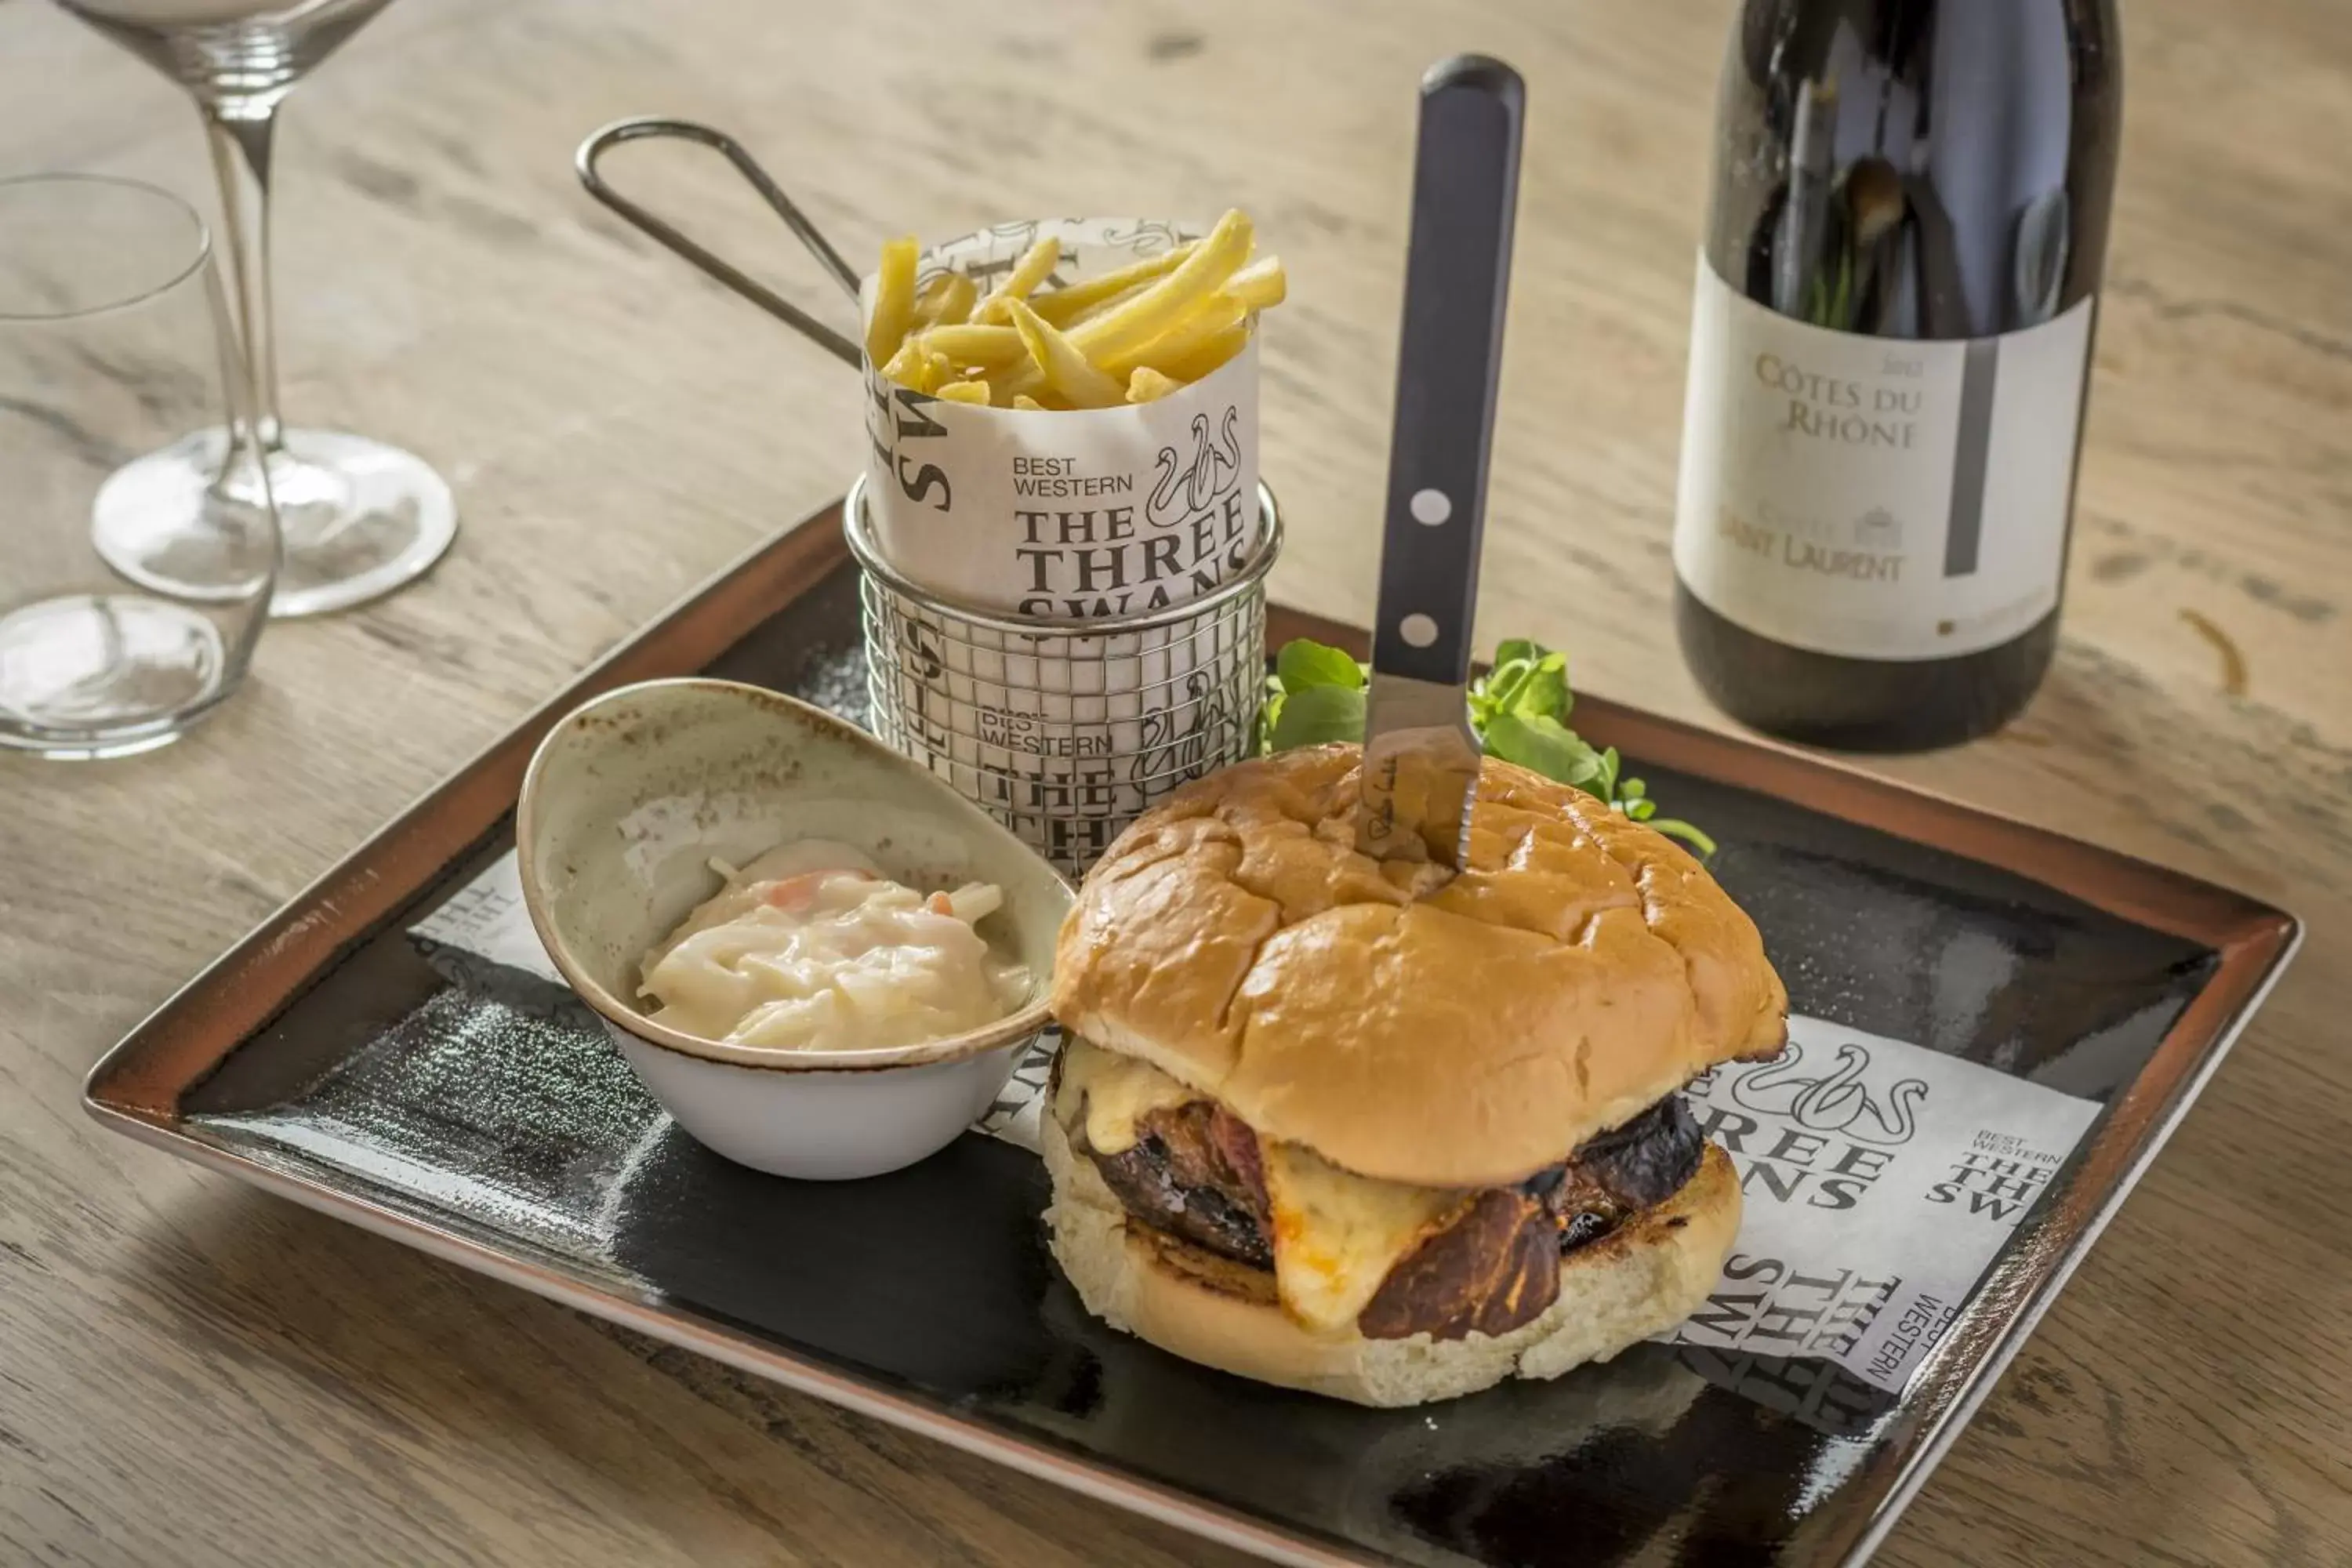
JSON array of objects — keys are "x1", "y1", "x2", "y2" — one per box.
[
  {"x1": 1054, "y1": 1036, "x2": 1463, "y2": 1334},
  {"x1": 1054, "y1": 1036, "x2": 1200, "y2": 1155},
  {"x1": 1259, "y1": 1141, "x2": 1459, "y2": 1334}
]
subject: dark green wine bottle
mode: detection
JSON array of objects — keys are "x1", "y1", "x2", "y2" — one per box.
[{"x1": 1674, "y1": 0, "x2": 2122, "y2": 750}]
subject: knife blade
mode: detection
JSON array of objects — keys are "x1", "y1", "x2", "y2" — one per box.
[{"x1": 1358, "y1": 55, "x2": 1525, "y2": 871}]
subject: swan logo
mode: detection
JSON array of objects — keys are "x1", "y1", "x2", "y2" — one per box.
[
  {"x1": 1010, "y1": 398, "x2": 1252, "y2": 619},
  {"x1": 1145, "y1": 406, "x2": 1244, "y2": 527},
  {"x1": 1727, "y1": 1040, "x2": 1928, "y2": 1147},
  {"x1": 1127, "y1": 668, "x2": 1236, "y2": 788},
  {"x1": 1851, "y1": 506, "x2": 1902, "y2": 547}
]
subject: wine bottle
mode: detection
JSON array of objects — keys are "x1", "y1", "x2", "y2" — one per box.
[{"x1": 1672, "y1": 0, "x2": 2121, "y2": 750}]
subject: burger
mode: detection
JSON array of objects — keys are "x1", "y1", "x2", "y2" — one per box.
[{"x1": 1042, "y1": 743, "x2": 1788, "y2": 1407}]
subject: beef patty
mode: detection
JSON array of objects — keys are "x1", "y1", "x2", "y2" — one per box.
[
  {"x1": 1078, "y1": 1091, "x2": 1705, "y2": 1342},
  {"x1": 1087, "y1": 1100, "x2": 1273, "y2": 1269}
]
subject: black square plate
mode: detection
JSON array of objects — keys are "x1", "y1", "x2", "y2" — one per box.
[{"x1": 86, "y1": 503, "x2": 2298, "y2": 1567}]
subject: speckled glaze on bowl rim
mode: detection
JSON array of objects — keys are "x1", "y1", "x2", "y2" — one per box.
[{"x1": 514, "y1": 675, "x2": 1071, "y2": 1074}]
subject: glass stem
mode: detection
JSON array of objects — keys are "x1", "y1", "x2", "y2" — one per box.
[{"x1": 201, "y1": 96, "x2": 285, "y2": 456}]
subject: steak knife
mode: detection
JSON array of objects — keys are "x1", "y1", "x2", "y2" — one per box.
[{"x1": 1357, "y1": 55, "x2": 1525, "y2": 870}]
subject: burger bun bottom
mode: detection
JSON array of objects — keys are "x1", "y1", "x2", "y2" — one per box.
[{"x1": 1042, "y1": 1112, "x2": 1742, "y2": 1409}]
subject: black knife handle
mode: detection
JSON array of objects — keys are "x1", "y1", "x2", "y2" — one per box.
[{"x1": 1370, "y1": 55, "x2": 1524, "y2": 685}]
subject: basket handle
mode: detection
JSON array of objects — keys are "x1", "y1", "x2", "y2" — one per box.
[{"x1": 575, "y1": 117, "x2": 864, "y2": 368}]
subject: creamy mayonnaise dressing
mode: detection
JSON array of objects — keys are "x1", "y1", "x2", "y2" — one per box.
[{"x1": 637, "y1": 839, "x2": 1026, "y2": 1051}]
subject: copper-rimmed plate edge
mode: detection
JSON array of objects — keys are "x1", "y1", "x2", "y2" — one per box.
[
  {"x1": 77, "y1": 499, "x2": 2310, "y2": 1568},
  {"x1": 81, "y1": 1099, "x2": 1370, "y2": 1568},
  {"x1": 1261, "y1": 605, "x2": 2298, "y2": 955},
  {"x1": 1258, "y1": 607, "x2": 2307, "y2": 1568},
  {"x1": 1843, "y1": 910, "x2": 2303, "y2": 1567},
  {"x1": 82, "y1": 498, "x2": 857, "y2": 1121}
]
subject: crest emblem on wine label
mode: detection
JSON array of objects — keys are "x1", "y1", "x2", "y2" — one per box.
[{"x1": 1852, "y1": 506, "x2": 1903, "y2": 548}]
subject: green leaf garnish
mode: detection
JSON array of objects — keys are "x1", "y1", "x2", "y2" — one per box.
[
  {"x1": 1646, "y1": 818, "x2": 1719, "y2": 858},
  {"x1": 1276, "y1": 638, "x2": 1366, "y2": 695},
  {"x1": 1260, "y1": 633, "x2": 1718, "y2": 858},
  {"x1": 1512, "y1": 652, "x2": 1570, "y2": 723},
  {"x1": 1490, "y1": 637, "x2": 1540, "y2": 669},
  {"x1": 1266, "y1": 681, "x2": 1367, "y2": 752},
  {"x1": 1486, "y1": 710, "x2": 1602, "y2": 787}
]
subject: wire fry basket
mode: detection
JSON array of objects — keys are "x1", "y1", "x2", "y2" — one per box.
[
  {"x1": 575, "y1": 121, "x2": 1283, "y2": 880},
  {"x1": 846, "y1": 474, "x2": 1280, "y2": 879}
]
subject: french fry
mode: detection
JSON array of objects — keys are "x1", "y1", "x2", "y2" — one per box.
[
  {"x1": 1058, "y1": 281, "x2": 1152, "y2": 329},
  {"x1": 913, "y1": 270, "x2": 978, "y2": 327},
  {"x1": 990, "y1": 361, "x2": 1044, "y2": 404},
  {"x1": 876, "y1": 213, "x2": 1280, "y2": 405},
  {"x1": 1067, "y1": 209, "x2": 1252, "y2": 363},
  {"x1": 1101, "y1": 294, "x2": 1246, "y2": 381},
  {"x1": 881, "y1": 338, "x2": 958, "y2": 394},
  {"x1": 1145, "y1": 321, "x2": 1251, "y2": 385},
  {"x1": 880, "y1": 336, "x2": 928, "y2": 390},
  {"x1": 973, "y1": 235, "x2": 1063, "y2": 325},
  {"x1": 913, "y1": 322, "x2": 1025, "y2": 368},
  {"x1": 1007, "y1": 298, "x2": 1126, "y2": 408},
  {"x1": 866, "y1": 235, "x2": 920, "y2": 365},
  {"x1": 1029, "y1": 243, "x2": 1196, "y2": 325},
  {"x1": 1125, "y1": 367, "x2": 1183, "y2": 404},
  {"x1": 1223, "y1": 254, "x2": 1287, "y2": 312}
]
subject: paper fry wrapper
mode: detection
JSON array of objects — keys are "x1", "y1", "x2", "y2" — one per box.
[
  {"x1": 849, "y1": 217, "x2": 1276, "y2": 877},
  {"x1": 861, "y1": 218, "x2": 1262, "y2": 619}
]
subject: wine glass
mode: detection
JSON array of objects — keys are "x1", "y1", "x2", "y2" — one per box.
[
  {"x1": 0, "y1": 173, "x2": 278, "y2": 757},
  {"x1": 54, "y1": 0, "x2": 456, "y2": 619}
]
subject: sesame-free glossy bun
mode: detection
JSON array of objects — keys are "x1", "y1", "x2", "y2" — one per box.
[{"x1": 1051, "y1": 744, "x2": 1787, "y2": 1188}]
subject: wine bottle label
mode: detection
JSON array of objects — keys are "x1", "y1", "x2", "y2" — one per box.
[{"x1": 1674, "y1": 252, "x2": 2094, "y2": 662}]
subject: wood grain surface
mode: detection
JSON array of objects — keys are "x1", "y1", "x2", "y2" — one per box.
[{"x1": 3, "y1": 0, "x2": 2349, "y2": 1563}]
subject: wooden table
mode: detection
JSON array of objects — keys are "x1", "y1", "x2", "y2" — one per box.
[{"x1": 4, "y1": 0, "x2": 2348, "y2": 1562}]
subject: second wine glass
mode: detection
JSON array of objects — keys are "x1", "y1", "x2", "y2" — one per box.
[{"x1": 57, "y1": 0, "x2": 457, "y2": 618}]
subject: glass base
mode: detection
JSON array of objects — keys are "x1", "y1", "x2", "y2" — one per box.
[
  {"x1": 0, "y1": 593, "x2": 231, "y2": 758},
  {"x1": 95, "y1": 426, "x2": 457, "y2": 619}
]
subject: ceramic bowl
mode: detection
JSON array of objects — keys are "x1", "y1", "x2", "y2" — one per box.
[{"x1": 515, "y1": 678, "x2": 1073, "y2": 1180}]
